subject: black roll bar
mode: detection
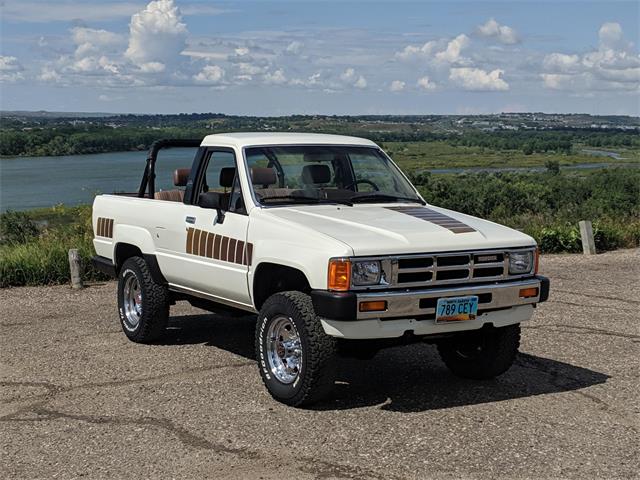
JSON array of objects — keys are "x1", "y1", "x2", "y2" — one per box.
[{"x1": 137, "y1": 138, "x2": 202, "y2": 198}]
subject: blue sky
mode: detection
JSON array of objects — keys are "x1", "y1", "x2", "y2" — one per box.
[{"x1": 1, "y1": 0, "x2": 638, "y2": 115}]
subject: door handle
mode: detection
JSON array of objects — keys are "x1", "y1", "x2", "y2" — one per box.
[{"x1": 185, "y1": 216, "x2": 196, "y2": 224}]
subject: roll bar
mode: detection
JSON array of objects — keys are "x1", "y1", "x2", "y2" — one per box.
[{"x1": 137, "y1": 139, "x2": 202, "y2": 198}]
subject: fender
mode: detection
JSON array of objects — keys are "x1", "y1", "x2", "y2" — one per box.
[{"x1": 112, "y1": 224, "x2": 156, "y2": 256}]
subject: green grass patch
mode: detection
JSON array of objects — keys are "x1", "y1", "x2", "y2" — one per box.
[
  {"x1": 387, "y1": 141, "x2": 640, "y2": 170},
  {"x1": 0, "y1": 206, "x2": 108, "y2": 287}
]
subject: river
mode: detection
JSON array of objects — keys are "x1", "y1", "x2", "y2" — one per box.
[
  {"x1": 1, "y1": 149, "x2": 197, "y2": 211},
  {"x1": 0, "y1": 149, "x2": 635, "y2": 211}
]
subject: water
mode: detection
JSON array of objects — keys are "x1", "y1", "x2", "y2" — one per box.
[
  {"x1": 1, "y1": 149, "x2": 197, "y2": 211},
  {"x1": 581, "y1": 149, "x2": 623, "y2": 160},
  {"x1": 0, "y1": 149, "x2": 635, "y2": 211}
]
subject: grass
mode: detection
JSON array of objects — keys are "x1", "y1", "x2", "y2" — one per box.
[
  {"x1": 386, "y1": 141, "x2": 640, "y2": 170},
  {"x1": 0, "y1": 205, "x2": 108, "y2": 287}
]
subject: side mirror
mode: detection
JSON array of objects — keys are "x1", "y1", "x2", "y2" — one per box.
[{"x1": 198, "y1": 192, "x2": 226, "y2": 223}]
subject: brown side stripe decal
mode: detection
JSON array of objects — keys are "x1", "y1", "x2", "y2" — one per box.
[
  {"x1": 96, "y1": 217, "x2": 114, "y2": 238},
  {"x1": 386, "y1": 207, "x2": 476, "y2": 234},
  {"x1": 186, "y1": 228, "x2": 253, "y2": 266}
]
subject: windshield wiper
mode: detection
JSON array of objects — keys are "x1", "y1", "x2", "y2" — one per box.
[
  {"x1": 350, "y1": 193, "x2": 425, "y2": 205},
  {"x1": 260, "y1": 195, "x2": 353, "y2": 206}
]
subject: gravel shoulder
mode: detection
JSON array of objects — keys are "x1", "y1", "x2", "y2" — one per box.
[{"x1": 1, "y1": 249, "x2": 639, "y2": 479}]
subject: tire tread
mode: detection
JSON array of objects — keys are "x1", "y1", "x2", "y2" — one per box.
[
  {"x1": 256, "y1": 291, "x2": 337, "y2": 407},
  {"x1": 119, "y1": 256, "x2": 169, "y2": 343}
]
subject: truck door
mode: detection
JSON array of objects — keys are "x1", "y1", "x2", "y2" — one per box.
[{"x1": 172, "y1": 147, "x2": 252, "y2": 307}]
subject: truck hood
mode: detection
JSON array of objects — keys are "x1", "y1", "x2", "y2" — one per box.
[{"x1": 265, "y1": 203, "x2": 535, "y2": 256}]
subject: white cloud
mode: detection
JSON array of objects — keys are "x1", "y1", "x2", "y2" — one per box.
[
  {"x1": 354, "y1": 76, "x2": 367, "y2": 89},
  {"x1": 72, "y1": 27, "x2": 125, "y2": 57},
  {"x1": 340, "y1": 68, "x2": 367, "y2": 89},
  {"x1": 476, "y1": 18, "x2": 519, "y2": 45},
  {"x1": 450, "y1": 68, "x2": 509, "y2": 91},
  {"x1": 38, "y1": 66, "x2": 61, "y2": 83},
  {"x1": 417, "y1": 76, "x2": 436, "y2": 91},
  {"x1": 435, "y1": 34, "x2": 470, "y2": 64},
  {"x1": 541, "y1": 73, "x2": 573, "y2": 90},
  {"x1": 125, "y1": 0, "x2": 188, "y2": 66},
  {"x1": 289, "y1": 71, "x2": 327, "y2": 88},
  {"x1": 0, "y1": 55, "x2": 25, "y2": 82},
  {"x1": 598, "y1": 22, "x2": 624, "y2": 50},
  {"x1": 285, "y1": 41, "x2": 303, "y2": 55},
  {"x1": 389, "y1": 80, "x2": 405, "y2": 92},
  {"x1": 139, "y1": 62, "x2": 166, "y2": 73},
  {"x1": 541, "y1": 22, "x2": 639, "y2": 92},
  {"x1": 395, "y1": 40, "x2": 441, "y2": 61},
  {"x1": 263, "y1": 69, "x2": 287, "y2": 85},
  {"x1": 193, "y1": 65, "x2": 225, "y2": 84},
  {"x1": 542, "y1": 53, "x2": 581, "y2": 73},
  {"x1": 396, "y1": 34, "x2": 470, "y2": 64},
  {"x1": 0, "y1": 56, "x2": 23, "y2": 72},
  {"x1": 237, "y1": 62, "x2": 267, "y2": 76},
  {"x1": 340, "y1": 68, "x2": 357, "y2": 82}
]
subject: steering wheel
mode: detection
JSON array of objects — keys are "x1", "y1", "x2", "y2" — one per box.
[{"x1": 344, "y1": 179, "x2": 380, "y2": 191}]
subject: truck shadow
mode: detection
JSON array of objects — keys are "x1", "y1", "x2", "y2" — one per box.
[{"x1": 163, "y1": 313, "x2": 610, "y2": 413}]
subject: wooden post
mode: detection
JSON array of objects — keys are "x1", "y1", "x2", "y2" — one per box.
[
  {"x1": 68, "y1": 249, "x2": 84, "y2": 289},
  {"x1": 579, "y1": 221, "x2": 596, "y2": 255}
]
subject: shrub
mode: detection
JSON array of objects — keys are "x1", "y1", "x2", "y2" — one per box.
[
  {"x1": 538, "y1": 226, "x2": 581, "y2": 253},
  {"x1": 0, "y1": 210, "x2": 39, "y2": 245},
  {"x1": 0, "y1": 206, "x2": 108, "y2": 287}
]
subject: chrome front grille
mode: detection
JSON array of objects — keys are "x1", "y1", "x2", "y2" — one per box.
[{"x1": 351, "y1": 248, "x2": 535, "y2": 290}]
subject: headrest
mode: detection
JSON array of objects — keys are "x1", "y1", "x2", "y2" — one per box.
[
  {"x1": 173, "y1": 168, "x2": 190, "y2": 187},
  {"x1": 301, "y1": 164, "x2": 331, "y2": 185},
  {"x1": 251, "y1": 167, "x2": 277, "y2": 186},
  {"x1": 219, "y1": 167, "x2": 236, "y2": 188}
]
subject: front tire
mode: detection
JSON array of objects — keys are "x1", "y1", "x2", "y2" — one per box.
[
  {"x1": 437, "y1": 324, "x2": 520, "y2": 379},
  {"x1": 117, "y1": 256, "x2": 169, "y2": 343},
  {"x1": 256, "y1": 291, "x2": 337, "y2": 407}
]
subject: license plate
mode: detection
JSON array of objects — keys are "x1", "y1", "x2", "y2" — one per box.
[{"x1": 435, "y1": 296, "x2": 479, "y2": 323}]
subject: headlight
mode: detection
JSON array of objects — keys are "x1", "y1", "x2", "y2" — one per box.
[
  {"x1": 509, "y1": 251, "x2": 534, "y2": 274},
  {"x1": 351, "y1": 261, "x2": 381, "y2": 286}
]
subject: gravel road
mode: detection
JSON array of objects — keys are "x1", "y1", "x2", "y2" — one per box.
[{"x1": 1, "y1": 250, "x2": 639, "y2": 479}]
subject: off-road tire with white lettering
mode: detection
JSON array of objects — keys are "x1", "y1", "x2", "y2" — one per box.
[
  {"x1": 437, "y1": 324, "x2": 520, "y2": 379},
  {"x1": 117, "y1": 256, "x2": 169, "y2": 343},
  {"x1": 255, "y1": 291, "x2": 337, "y2": 407}
]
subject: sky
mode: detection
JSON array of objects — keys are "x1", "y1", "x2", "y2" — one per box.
[{"x1": 1, "y1": 0, "x2": 639, "y2": 116}]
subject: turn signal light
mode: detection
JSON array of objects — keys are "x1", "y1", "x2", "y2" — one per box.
[
  {"x1": 328, "y1": 259, "x2": 351, "y2": 291},
  {"x1": 519, "y1": 287, "x2": 539, "y2": 298},
  {"x1": 359, "y1": 301, "x2": 387, "y2": 312}
]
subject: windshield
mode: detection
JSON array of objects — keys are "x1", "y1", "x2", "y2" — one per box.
[{"x1": 244, "y1": 145, "x2": 422, "y2": 206}]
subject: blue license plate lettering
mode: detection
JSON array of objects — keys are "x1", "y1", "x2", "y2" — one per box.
[{"x1": 435, "y1": 296, "x2": 479, "y2": 323}]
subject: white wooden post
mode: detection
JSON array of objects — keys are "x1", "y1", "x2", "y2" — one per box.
[
  {"x1": 579, "y1": 221, "x2": 596, "y2": 255},
  {"x1": 68, "y1": 249, "x2": 84, "y2": 289}
]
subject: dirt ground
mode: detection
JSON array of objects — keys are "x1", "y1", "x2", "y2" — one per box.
[{"x1": 1, "y1": 249, "x2": 639, "y2": 479}]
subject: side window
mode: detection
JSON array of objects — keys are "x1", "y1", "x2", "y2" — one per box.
[{"x1": 199, "y1": 150, "x2": 246, "y2": 214}]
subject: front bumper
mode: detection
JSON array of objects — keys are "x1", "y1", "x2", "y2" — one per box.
[{"x1": 312, "y1": 275, "x2": 549, "y2": 322}]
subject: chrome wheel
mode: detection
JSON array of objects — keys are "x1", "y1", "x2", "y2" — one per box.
[
  {"x1": 266, "y1": 316, "x2": 302, "y2": 384},
  {"x1": 122, "y1": 270, "x2": 142, "y2": 331}
]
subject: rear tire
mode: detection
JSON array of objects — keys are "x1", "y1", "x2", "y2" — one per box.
[
  {"x1": 117, "y1": 256, "x2": 169, "y2": 343},
  {"x1": 256, "y1": 291, "x2": 337, "y2": 407},
  {"x1": 437, "y1": 324, "x2": 520, "y2": 379}
]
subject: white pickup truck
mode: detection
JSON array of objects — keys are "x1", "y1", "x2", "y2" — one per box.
[{"x1": 92, "y1": 133, "x2": 549, "y2": 406}]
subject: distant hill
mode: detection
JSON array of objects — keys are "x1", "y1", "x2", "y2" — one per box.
[{"x1": 1, "y1": 110, "x2": 119, "y2": 118}]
